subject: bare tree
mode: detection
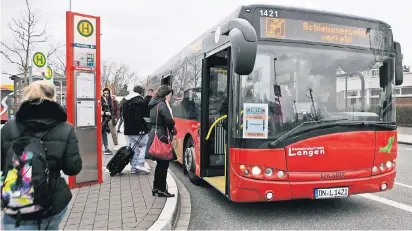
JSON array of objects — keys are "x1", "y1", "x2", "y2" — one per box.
[
  {"x1": 0, "y1": 0, "x2": 54, "y2": 85},
  {"x1": 147, "y1": 75, "x2": 162, "y2": 91},
  {"x1": 130, "y1": 76, "x2": 149, "y2": 89},
  {"x1": 186, "y1": 58, "x2": 202, "y2": 87},
  {"x1": 47, "y1": 44, "x2": 66, "y2": 76},
  {"x1": 101, "y1": 61, "x2": 138, "y2": 96}
]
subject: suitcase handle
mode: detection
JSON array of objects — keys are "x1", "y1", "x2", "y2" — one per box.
[{"x1": 129, "y1": 134, "x2": 145, "y2": 150}]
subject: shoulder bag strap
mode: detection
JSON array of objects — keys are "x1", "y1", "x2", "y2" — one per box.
[
  {"x1": 154, "y1": 104, "x2": 159, "y2": 134},
  {"x1": 8, "y1": 119, "x2": 21, "y2": 140}
]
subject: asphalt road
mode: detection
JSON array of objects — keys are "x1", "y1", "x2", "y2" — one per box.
[{"x1": 170, "y1": 143, "x2": 412, "y2": 230}]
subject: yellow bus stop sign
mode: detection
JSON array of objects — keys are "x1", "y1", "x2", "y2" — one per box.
[
  {"x1": 77, "y1": 20, "x2": 94, "y2": 37},
  {"x1": 44, "y1": 66, "x2": 53, "y2": 80},
  {"x1": 33, "y1": 52, "x2": 46, "y2": 68}
]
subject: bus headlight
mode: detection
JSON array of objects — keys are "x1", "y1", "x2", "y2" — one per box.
[
  {"x1": 379, "y1": 163, "x2": 385, "y2": 171},
  {"x1": 277, "y1": 170, "x2": 285, "y2": 178},
  {"x1": 386, "y1": 161, "x2": 392, "y2": 169},
  {"x1": 251, "y1": 166, "x2": 261, "y2": 176},
  {"x1": 240, "y1": 165, "x2": 246, "y2": 171},
  {"x1": 372, "y1": 166, "x2": 378, "y2": 172},
  {"x1": 265, "y1": 168, "x2": 273, "y2": 177},
  {"x1": 235, "y1": 164, "x2": 288, "y2": 181}
]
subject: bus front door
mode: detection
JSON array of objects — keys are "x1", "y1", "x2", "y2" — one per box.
[{"x1": 200, "y1": 47, "x2": 230, "y2": 195}]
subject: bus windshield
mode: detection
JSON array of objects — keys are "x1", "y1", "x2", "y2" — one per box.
[{"x1": 233, "y1": 44, "x2": 395, "y2": 139}]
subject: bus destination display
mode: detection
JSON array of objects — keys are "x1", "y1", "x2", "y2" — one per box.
[{"x1": 259, "y1": 16, "x2": 379, "y2": 48}]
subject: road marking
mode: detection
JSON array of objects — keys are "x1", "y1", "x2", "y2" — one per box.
[
  {"x1": 358, "y1": 193, "x2": 412, "y2": 213},
  {"x1": 406, "y1": 148, "x2": 412, "y2": 151},
  {"x1": 395, "y1": 182, "x2": 412, "y2": 189}
]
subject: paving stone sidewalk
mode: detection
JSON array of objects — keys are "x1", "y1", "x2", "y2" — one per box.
[
  {"x1": 60, "y1": 133, "x2": 167, "y2": 230},
  {"x1": 60, "y1": 161, "x2": 165, "y2": 230}
]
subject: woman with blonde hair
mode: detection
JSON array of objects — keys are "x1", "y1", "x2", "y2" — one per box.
[{"x1": 1, "y1": 80, "x2": 82, "y2": 230}]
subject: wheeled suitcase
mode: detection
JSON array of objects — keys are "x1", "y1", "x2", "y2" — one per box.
[{"x1": 106, "y1": 135, "x2": 143, "y2": 176}]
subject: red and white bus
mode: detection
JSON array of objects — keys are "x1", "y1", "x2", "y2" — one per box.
[{"x1": 149, "y1": 4, "x2": 403, "y2": 202}]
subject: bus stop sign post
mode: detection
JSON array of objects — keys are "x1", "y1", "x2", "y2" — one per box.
[{"x1": 66, "y1": 11, "x2": 102, "y2": 189}]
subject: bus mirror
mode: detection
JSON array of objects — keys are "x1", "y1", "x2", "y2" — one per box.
[
  {"x1": 394, "y1": 41, "x2": 403, "y2": 86},
  {"x1": 222, "y1": 18, "x2": 257, "y2": 75},
  {"x1": 379, "y1": 60, "x2": 393, "y2": 88}
]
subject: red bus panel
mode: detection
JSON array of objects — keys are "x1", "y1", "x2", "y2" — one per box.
[{"x1": 228, "y1": 131, "x2": 397, "y2": 202}]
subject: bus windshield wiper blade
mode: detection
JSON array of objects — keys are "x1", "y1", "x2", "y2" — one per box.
[
  {"x1": 340, "y1": 121, "x2": 396, "y2": 129},
  {"x1": 268, "y1": 119, "x2": 348, "y2": 148}
]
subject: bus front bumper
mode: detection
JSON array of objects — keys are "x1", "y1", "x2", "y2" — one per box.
[{"x1": 229, "y1": 169, "x2": 396, "y2": 203}]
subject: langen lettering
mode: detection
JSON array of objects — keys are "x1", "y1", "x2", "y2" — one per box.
[{"x1": 288, "y1": 147, "x2": 326, "y2": 157}]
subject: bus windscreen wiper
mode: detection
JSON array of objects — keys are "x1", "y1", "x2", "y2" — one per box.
[
  {"x1": 340, "y1": 121, "x2": 396, "y2": 129},
  {"x1": 268, "y1": 119, "x2": 348, "y2": 148}
]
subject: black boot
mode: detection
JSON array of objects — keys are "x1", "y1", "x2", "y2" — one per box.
[
  {"x1": 152, "y1": 188, "x2": 159, "y2": 196},
  {"x1": 157, "y1": 190, "x2": 175, "y2": 197}
]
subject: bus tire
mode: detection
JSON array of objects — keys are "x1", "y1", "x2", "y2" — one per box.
[{"x1": 184, "y1": 137, "x2": 201, "y2": 186}]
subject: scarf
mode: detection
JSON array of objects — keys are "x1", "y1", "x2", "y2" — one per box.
[{"x1": 166, "y1": 101, "x2": 173, "y2": 118}]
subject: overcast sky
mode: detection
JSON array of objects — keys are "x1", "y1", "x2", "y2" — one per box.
[{"x1": 1, "y1": 0, "x2": 411, "y2": 84}]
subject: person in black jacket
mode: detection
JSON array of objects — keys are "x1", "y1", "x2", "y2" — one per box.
[
  {"x1": 1, "y1": 80, "x2": 82, "y2": 230},
  {"x1": 101, "y1": 88, "x2": 113, "y2": 154},
  {"x1": 123, "y1": 85, "x2": 151, "y2": 174},
  {"x1": 146, "y1": 85, "x2": 177, "y2": 197},
  {"x1": 144, "y1": 88, "x2": 154, "y2": 105}
]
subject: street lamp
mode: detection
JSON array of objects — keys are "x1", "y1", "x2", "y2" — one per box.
[{"x1": 9, "y1": 75, "x2": 21, "y2": 113}]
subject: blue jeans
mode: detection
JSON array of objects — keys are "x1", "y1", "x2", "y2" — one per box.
[
  {"x1": 2, "y1": 206, "x2": 68, "y2": 230},
  {"x1": 102, "y1": 129, "x2": 108, "y2": 150},
  {"x1": 126, "y1": 134, "x2": 148, "y2": 170}
]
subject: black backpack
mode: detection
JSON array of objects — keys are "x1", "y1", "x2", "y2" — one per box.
[{"x1": 1, "y1": 120, "x2": 54, "y2": 227}]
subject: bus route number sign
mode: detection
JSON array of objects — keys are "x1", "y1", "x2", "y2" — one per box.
[{"x1": 259, "y1": 9, "x2": 278, "y2": 18}]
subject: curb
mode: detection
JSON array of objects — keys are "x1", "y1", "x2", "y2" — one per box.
[
  {"x1": 398, "y1": 134, "x2": 412, "y2": 146},
  {"x1": 170, "y1": 170, "x2": 191, "y2": 231},
  {"x1": 147, "y1": 170, "x2": 180, "y2": 231}
]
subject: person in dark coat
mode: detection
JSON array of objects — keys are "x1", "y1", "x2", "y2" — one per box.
[
  {"x1": 101, "y1": 88, "x2": 113, "y2": 154},
  {"x1": 1, "y1": 80, "x2": 82, "y2": 230},
  {"x1": 144, "y1": 88, "x2": 154, "y2": 105},
  {"x1": 101, "y1": 88, "x2": 120, "y2": 153},
  {"x1": 146, "y1": 85, "x2": 177, "y2": 197}
]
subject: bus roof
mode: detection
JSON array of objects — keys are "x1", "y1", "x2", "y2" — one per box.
[
  {"x1": 150, "y1": 4, "x2": 391, "y2": 78},
  {"x1": 242, "y1": 4, "x2": 390, "y2": 26}
]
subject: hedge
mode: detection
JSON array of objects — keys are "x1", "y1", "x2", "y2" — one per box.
[
  {"x1": 397, "y1": 105, "x2": 412, "y2": 126},
  {"x1": 365, "y1": 105, "x2": 412, "y2": 126}
]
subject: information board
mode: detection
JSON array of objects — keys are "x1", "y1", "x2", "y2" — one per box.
[{"x1": 242, "y1": 103, "x2": 269, "y2": 139}]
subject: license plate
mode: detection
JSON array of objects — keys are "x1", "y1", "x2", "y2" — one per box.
[{"x1": 314, "y1": 187, "x2": 349, "y2": 199}]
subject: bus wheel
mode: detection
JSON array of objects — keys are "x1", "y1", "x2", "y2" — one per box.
[{"x1": 184, "y1": 138, "x2": 201, "y2": 185}]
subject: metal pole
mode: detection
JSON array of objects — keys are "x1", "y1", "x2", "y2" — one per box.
[
  {"x1": 60, "y1": 81, "x2": 63, "y2": 104},
  {"x1": 28, "y1": 65, "x2": 33, "y2": 84},
  {"x1": 69, "y1": 0, "x2": 72, "y2": 11}
]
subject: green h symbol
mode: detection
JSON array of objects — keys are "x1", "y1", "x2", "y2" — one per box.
[
  {"x1": 35, "y1": 54, "x2": 44, "y2": 65},
  {"x1": 81, "y1": 23, "x2": 90, "y2": 34}
]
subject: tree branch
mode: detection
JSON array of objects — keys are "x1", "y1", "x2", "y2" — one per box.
[{"x1": 2, "y1": 0, "x2": 50, "y2": 85}]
